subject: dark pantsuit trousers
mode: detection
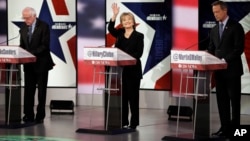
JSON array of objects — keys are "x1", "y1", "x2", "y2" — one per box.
[{"x1": 122, "y1": 75, "x2": 140, "y2": 127}]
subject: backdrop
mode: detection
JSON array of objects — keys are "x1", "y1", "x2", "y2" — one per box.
[
  {"x1": 199, "y1": 0, "x2": 250, "y2": 94},
  {"x1": 7, "y1": 0, "x2": 77, "y2": 88},
  {"x1": 78, "y1": 0, "x2": 172, "y2": 95}
]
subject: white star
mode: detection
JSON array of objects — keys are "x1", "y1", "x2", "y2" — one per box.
[
  {"x1": 90, "y1": 16, "x2": 105, "y2": 30},
  {"x1": 163, "y1": 15, "x2": 167, "y2": 20},
  {"x1": 0, "y1": 1, "x2": 6, "y2": 10},
  {"x1": 77, "y1": 1, "x2": 87, "y2": 13}
]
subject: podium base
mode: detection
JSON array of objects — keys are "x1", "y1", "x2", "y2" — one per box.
[
  {"x1": 76, "y1": 128, "x2": 136, "y2": 135},
  {"x1": 0, "y1": 122, "x2": 37, "y2": 129}
]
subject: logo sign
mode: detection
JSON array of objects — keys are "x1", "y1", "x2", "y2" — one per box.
[
  {"x1": 83, "y1": 47, "x2": 117, "y2": 61},
  {"x1": 87, "y1": 50, "x2": 114, "y2": 58},
  {"x1": 171, "y1": 50, "x2": 204, "y2": 64},
  {"x1": 231, "y1": 125, "x2": 250, "y2": 139}
]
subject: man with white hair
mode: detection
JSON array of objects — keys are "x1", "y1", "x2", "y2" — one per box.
[{"x1": 19, "y1": 7, "x2": 54, "y2": 123}]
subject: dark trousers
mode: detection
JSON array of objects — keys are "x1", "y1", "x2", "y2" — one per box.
[
  {"x1": 24, "y1": 71, "x2": 48, "y2": 120},
  {"x1": 215, "y1": 74, "x2": 241, "y2": 132},
  {"x1": 122, "y1": 75, "x2": 140, "y2": 126}
]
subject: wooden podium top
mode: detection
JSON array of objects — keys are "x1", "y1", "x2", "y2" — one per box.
[
  {"x1": 171, "y1": 50, "x2": 227, "y2": 70},
  {"x1": 83, "y1": 47, "x2": 136, "y2": 66},
  {"x1": 0, "y1": 46, "x2": 36, "y2": 64}
]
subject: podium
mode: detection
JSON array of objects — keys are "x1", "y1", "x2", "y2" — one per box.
[
  {"x1": 76, "y1": 47, "x2": 136, "y2": 134},
  {"x1": 162, "y1": 50, "x2": 227, "y2": 140},
  {"x1": 0, "y1": 46, "x2": 36, "y2": 128}
]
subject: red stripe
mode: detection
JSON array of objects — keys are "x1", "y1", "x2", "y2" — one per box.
[
  {"x1": 52, "y1": 0, "x2": 69, "y2": 15},
  {"x1": 154, "y1": 71, "x2": 172, "y2": 90},
  {"x1": 67, "y1": 36, "x2": 77, "y2": 69},
  {"x1": 244, "y1": 31, "x2": 250, "y2": 69},
  {"x1": 78, "y1": 61, "x2": 105, "y2": 83},
  {"x1": 174, "y1": 0, "x2": 198, "y2": 7},
  {"x1": 172, "y1": 0, "x2": 198, "y2": 95},
  {"x1": 106, "y1": 33, "x2": 116, "y2": 47},
  {"x1": 173, "y1": 28, "x2": 198, "y2": 50}
]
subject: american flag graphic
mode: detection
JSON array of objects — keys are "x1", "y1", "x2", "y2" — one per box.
[
  {"x1": 8, "y1": 0, "x2": 76, "y2": 87},
  {"x1": 106, "y1": 0, "x2": 172, "y2": 90},
  {"x1": 171, "y1": 0, "x2": 199, "y2": 96},
  {"x1": 5, "y1": 0, "x2": 250, "y2": 95},
  {"x1": 77, "y1": 0, "x2": 106, "y2": 94},
  {"x1": 172, "y1": 0, "x2": 250, "y2": 96},
  {"x1": 78, "y1": 0, "x2": 173, "y2": 94},
  {"x1": 198, "y1": 0, "x2": 250, "y2": 94},
  {"x1": 224, "y1": 0, "x2": 250, "y2": 94}
]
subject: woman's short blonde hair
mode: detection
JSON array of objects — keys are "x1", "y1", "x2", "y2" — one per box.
[{"x1": 120, "y1": 12, "x2": 136, "y2": 29}]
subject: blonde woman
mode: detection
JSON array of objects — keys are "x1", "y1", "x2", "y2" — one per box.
[{"x1": 108, "y1": 3, "x2": 144, "y2": 129}]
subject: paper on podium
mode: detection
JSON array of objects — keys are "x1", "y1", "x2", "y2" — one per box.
[
  {"x1": 171, "y1": 50, "x2": 227, "y2": 70},
  {"x1": 0, "y1": 45, "x2": 36, "y2": 63},
  {"x1": 83, "y1": 47, "x2": 136, "y2": 66}
]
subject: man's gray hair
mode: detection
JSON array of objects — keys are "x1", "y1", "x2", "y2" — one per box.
[{"x1": 23, "y1": 7, "x2": 37, "y2": 17}]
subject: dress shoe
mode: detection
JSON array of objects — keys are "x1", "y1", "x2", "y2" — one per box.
[
  {"x1": 35, "y1": 118, "x2": 44, "y2": 124},
  {"x1": 212, "y1": 128, "x2": 229, "y2": 138},
  {"x1": 122, "y1": 123, "x2": 129, "y2": 128},
  {"x1": 212, "y1": 128, "x2": 222, "y2": 136},
  {"x1": 212, "y1": 131, "x2": 226, "y2": 137},
  {"x1": 23, "y1": 116, "x2": 34, "y2": 123},
  {"x1": 122, "y1": 125, "x2": 128, "y2": 129},
  {"x1": 129, "y1": 125, "x2": 137, "y2": 129},
  {"x1": 35, "y1": 119, "x2": 44, "y2": 124}
]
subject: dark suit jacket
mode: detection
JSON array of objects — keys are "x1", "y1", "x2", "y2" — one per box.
[
  {"x1": 108, "y1": 20, "x2": 144, "y2": 79},
  {"x1": 20, "y1": 18, "x2": 54, "y2": 73},
  {"x1": 208, "y1": 18, "x2": 245, "y2": 77}
]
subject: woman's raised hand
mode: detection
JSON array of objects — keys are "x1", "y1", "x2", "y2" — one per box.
[{"x1": 112, "y1": 3, "x2": 120, "y2": 16}]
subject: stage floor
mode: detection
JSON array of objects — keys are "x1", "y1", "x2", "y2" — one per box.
[{"x1": 0, "y1": 105, "x2": 249, "y2": 141}]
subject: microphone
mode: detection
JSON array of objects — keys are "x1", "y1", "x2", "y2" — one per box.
[
  {"x1": 0, "y1": 33, "x2": 20, "y2": 45},
  {"x1": 96, "y1": 45, "x2": 106, "y2": 47},
  {"x1": 184, "y1": 32, "x2": 210, "y2": 50}
]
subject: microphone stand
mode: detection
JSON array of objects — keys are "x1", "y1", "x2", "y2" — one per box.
[
  {"x1": 0, "y1": 33, "x2": 20, "y2": 45},
  {"x1": 184, "y1": 35, "x2": 210, "y2": 50}
]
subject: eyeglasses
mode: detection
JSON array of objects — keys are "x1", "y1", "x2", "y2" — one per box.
[{"x1": 22, "y1": 15, "x2": 33, "y2": 20}]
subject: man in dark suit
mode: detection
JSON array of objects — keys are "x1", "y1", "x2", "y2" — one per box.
[
  {"x1": 20, "y1": 7, "x2": 54, "y2": 123},
  {"x1": 207, "y1": 1, "x2": 245, "y2": 138}
]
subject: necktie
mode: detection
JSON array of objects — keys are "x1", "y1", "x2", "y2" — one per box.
[
  {"x1": 28, "y1": 26, "x2": 32, "y2": 42},
  {"x1": 219, "y1": 23, "x2": 224, "y2": 38}
]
